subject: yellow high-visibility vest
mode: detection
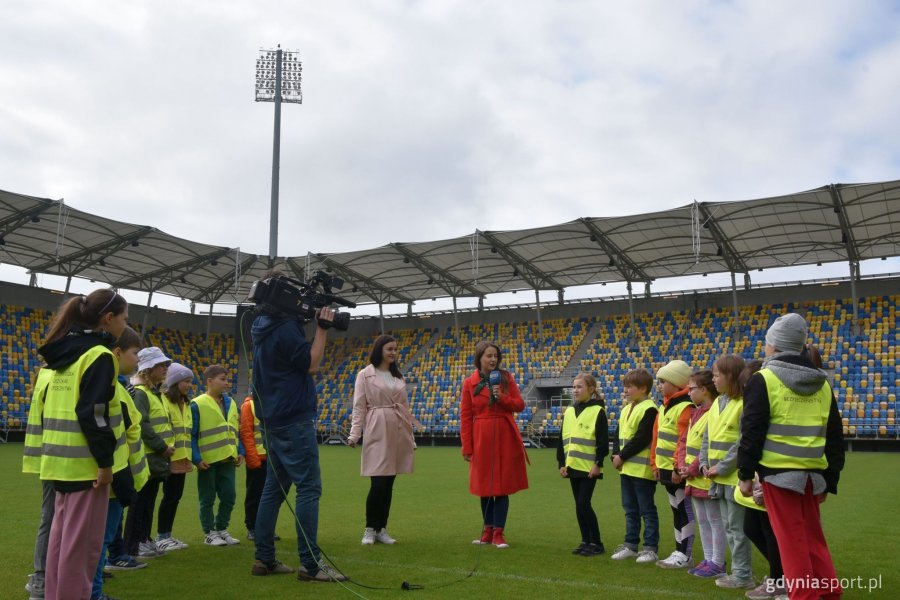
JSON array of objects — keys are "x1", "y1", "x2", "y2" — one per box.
[
  {"x1": 165, "y1": 397, "x2": 193, "y2": 462},
  {"x1": 192, "y1": 393, "x2": 239, "y2": 464},
  {"x1": 23, "y1": 368, "x2": 53, "y2": 474},
  {"x1": 248, "y1": 400, "x2": 266, "y2": 457},
  {"x1": 707, "y1": 395, "x2": 743, "y2": 486},
  {"x1": 118, "y1": 383, "x2": 148, "y2": 492},
  {"x1": 684, "y1": 408, "x2": 712, "y2": 491},
  {"x1": 39, "y1": 346, "x2": 118, "y2": 482},
  {"x1": 759, "y1": 369, "x2": 831, "y2": 470},
  {"x1": 733, "y1": 483, "x2": 766, "y2": 512},
  {"x1": 655, "y1": 399, "x2": 691, "y2": 470},
  {"x1": 562, "y1": 404, "x2": 601, "y2": 472},
  {"x1": 136, "y1": 384, "x2": 174, "y2": 449},
  {"x1": 618, "y1": 398, "x2": 658, "y2": 480},
  {"x1": 110, "y1": 383, "x2": 128, "y2": 474}
]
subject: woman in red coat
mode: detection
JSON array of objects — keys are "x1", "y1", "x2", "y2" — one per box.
[{"x1": 460, "y1": 340, "x2": 529, "y2": 549}]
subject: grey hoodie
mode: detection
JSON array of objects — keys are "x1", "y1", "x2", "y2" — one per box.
[{"x1": 737, "y1": 351, "x2": 844, "y2": 494}]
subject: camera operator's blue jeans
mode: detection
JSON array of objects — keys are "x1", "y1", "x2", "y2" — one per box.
[{"x1": 254, "y1": 419, "x2": 322, "y2": 572}]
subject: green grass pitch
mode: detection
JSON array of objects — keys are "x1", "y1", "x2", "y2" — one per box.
[{"x1": 2, "y1": 444, "x2": 897, "y2": 599}]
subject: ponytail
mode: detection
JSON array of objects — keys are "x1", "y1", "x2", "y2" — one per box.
[{"x1": 44, "y1": 289, "x2": 127, "y2": 345}]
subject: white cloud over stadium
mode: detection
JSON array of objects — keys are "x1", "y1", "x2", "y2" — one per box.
[{"x1": 1, "y1": 0, "x2": 899, "y2": 313}]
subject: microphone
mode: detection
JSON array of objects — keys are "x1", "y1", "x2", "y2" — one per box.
[{"x1": 489, "y1": 370, "x2": 501, "y2": 405}]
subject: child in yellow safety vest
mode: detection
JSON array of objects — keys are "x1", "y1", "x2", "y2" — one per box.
[
  {"x1": 699, "y1": 354, "x2": 754, "y2": 590},
  {"x1": 610, "y1": 368, "x2": 660, "y2": 563},
  {"x1": 678, "y1": 369, "x2": 727, "y2": 579},
  {"x1": 155, "y1": 362, "x2": 194, "y2": 552},
  {"x1": 92, "y1": 326, "x2": 148, "y2": 600},
  {"x1": 191, "y1": 364, "x2": 244, "y2": 547},
  {"x1": 649, "y1": 359, "x2": 695, "y2": 569},
  {"x1": 557, "y1": 373, "x2": 609, "y2": 557}
]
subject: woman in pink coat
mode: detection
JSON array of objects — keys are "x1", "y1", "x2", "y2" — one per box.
[
  {"x1": 460, "y1": 340, "x2": 529, "y2": 549},
  {"x1": 348, "y1": 335, "x2": 420, "y2": 546}
]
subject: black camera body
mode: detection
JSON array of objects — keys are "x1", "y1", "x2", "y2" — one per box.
[{"x1": 248, "y1": 271, "x2": 356, "y2": 331}]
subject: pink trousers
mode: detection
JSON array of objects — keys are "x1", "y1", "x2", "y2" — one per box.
[{"x1": 45, "y1": 485, "x2": 109, "y2": 600}]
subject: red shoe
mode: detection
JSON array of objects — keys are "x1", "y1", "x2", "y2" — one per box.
[
  {"x1": 473, "y1": 526, "x2": 493, "y2": 545},
  {"x1": 492, "y1": 528, "x2": 509, "y2": 549}
]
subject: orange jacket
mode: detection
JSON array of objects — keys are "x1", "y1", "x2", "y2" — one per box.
[
  {"x1": 240, "y1": 397, "x2": 265, "y2": 470},
  {"x1": 650, "y1": 387, "x2": 692, "y2": 472}
]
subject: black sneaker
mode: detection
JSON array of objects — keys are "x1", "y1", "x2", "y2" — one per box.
[
  {"x1": 572, "y1": 543, "x2": 588, "y2": 555},
  {"x1": 580, "y1": 543, "x2": 606, "y2": 556}
]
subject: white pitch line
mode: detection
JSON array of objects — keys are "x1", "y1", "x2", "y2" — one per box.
[{"x1": 340, "y1": 557, "x2": 707, "y2": 598}]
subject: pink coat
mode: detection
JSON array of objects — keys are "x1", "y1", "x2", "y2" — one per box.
[{"x1": 348, "y1": 364, "x2": 420, "y2": 477}]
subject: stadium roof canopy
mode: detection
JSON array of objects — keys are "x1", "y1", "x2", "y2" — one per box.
[{"x1": 1, "y1": 179, "x2": 898, "y2": 308}]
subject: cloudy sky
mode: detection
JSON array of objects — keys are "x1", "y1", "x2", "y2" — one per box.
[{"x1": 1, "y1": 1, "x2": 899, "y2": 315}]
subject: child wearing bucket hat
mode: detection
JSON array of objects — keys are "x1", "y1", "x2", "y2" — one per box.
[{"x1": 123, "y1": 347, "x2": 173, "y2": 559}]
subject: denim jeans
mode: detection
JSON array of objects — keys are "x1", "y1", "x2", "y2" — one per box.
[
  {"x1": 92, "y1": 499, "x2": 124, "y2": 599},
  {"x1": 620, "y1": 474, "x2": 659, "y2": 551},
  {"x1": 254, "y1": 419, "x2": 322, "y2": 571}
]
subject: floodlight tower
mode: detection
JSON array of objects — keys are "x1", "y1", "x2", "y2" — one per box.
[{"x1": 256, "y1": 45, "x2": 303, "y2": 262}]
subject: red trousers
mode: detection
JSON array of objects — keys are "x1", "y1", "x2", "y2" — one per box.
[
  {"x1": 45, "y1": 485, "x2": 109, "y2": 600},
  {"x1": 762, "y1": 480, "x2": 841, "y2": 600}
]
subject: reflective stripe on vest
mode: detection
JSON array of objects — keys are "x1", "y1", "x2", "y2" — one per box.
[
  {"x1": 119, "y1": 384, "x2": 149, "y2": 492},
  {"x1": 39, "y1": 345, "x2": 119, "y2": 482},
  {"x1": 249, "y1": 400, "x2": 266, "y2": 457},
  {"x1": 684, "y1": 408, "x2": 712, "y2": 491},
  {"x1": 192, "y1": 394, "x2": 239, "y2": 464},
  {"x1": 110, "y1": 384, "x2": 129, "y2": 474},
  {"x1": 655, "y1": 399, "x2": 691, "y2": 470},
  {"x1": 707, "y1": 395, "x2": 743, "y2": 486},
  {"x1": 165, "y1": 397, "x2": 193, "y2": 462},
  {"x1": 618, "y1": 398, "x2": 658, "y2": 480},
  {"x1": 23, "y1": 368, "x2": 53, "y2": 474},
  {"x1": 562, "y1": 404, "x2": 601, "y2": 472},
  {"x1": 758, "y1": 368, "x2": 830, "y2": 470},
  {"x1": 137, "y1": 384, "x2": 174, "y2": 447}
]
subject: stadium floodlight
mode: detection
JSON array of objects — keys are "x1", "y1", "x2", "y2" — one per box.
[
  {"x1": 256, "y1": 45, "x2": 302, "y2": 262},
  {"x1": 255, "y1": 47, "x2": 303, "y2": 104}
]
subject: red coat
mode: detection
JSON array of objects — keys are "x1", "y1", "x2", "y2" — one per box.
[{"x1": 460, "y1": 370, "x2": 529, "y2": 497}]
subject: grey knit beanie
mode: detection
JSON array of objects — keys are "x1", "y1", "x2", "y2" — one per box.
[{"x1": 765, "y1": 313, "x2": 808, "y2": 353}]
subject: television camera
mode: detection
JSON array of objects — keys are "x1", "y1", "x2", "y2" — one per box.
[{"x1": 248, "y1": 271, "x2": 356, "y2": 331}]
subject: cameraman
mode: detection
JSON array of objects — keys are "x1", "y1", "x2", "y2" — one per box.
[{"x1": 249, "y1": 279, "x2": 348, "y2": 582}]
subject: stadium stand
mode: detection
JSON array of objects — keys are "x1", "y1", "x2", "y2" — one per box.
[{"x1": 2, "y1": 295, "x2": 898, "y2": 442}]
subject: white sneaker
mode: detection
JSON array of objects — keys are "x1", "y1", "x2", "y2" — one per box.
[
  {"x1": 218, "y1": 530, "x2": 241, "y2": 545},
  {"x1": 375, "y1": 528, "x2": 397, "y2": 545},
  {"x1": 204, "y1": 530, "x2": 227, "y2": 547},
  {"x1": 636, "y1": 549, "x2": 659, "y2": 564},
  {"x1": 138, "y1": 540, "x2": 164, "y2": 557},
  {"x1": 656, "y1": 550, "x2": 691, "y2": 569},
  {"x1": 361, "y1": 527, "x2": 376, "y2": 545},
  {"x1": 156, "y1": 537, "x2": 188, "y2": 551},
  {"x1": 610, "y1": 544, "x2": 638, "y2": 560}
]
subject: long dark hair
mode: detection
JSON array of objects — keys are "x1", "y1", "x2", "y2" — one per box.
[
  {"x1": 369, "y1": 334, "x2": 403, "y2": 380},
  {"x1": 473, "y1": 340, "x2": 510, "y2": 392},
  {"x1": 44, "y1": 289, "x2": 127, "y2": 345},
  {"x1": 739, "y1": 360, "x2": 763, "y2": 390}
]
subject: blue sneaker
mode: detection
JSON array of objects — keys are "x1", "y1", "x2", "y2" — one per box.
[{"x1": 105, "y1": 556, "x2": 148, "y2": 571}]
